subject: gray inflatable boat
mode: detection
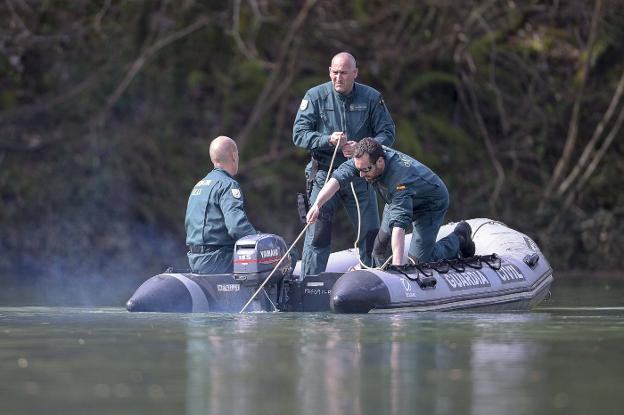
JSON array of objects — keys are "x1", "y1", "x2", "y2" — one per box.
[{"x1": 126, "y1": 219, "x2": 553, "y2": 314}]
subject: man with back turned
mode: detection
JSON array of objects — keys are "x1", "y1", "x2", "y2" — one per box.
[
  {"x1": 185, "y1": 136, "x2": 258, "y2": 274},
  {"x1": 293, "y1": 52, "x2": 395, "y2": 277}
]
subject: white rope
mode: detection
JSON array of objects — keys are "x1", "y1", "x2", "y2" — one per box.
[{"x1": 350, "y1": 181, "x2": 392, "y2": 270}]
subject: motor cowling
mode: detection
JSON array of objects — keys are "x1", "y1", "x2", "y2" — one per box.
[{"x1": 233, "y1": 234, "x2": 293, "y2": 287}]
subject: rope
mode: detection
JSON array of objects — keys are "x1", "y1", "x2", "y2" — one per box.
[
  {"x1": 350, "y1": 181, "x2": 392, "y2": 270},
  {"x1": 471, "y1": 220, "x2": 508, "y2": 238}
]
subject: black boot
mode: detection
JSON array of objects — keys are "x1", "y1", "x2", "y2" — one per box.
[{"x1": 454, "y1": 221, "x2": 475, "y2": 258}]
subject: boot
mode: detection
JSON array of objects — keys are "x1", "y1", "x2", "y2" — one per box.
[{"x1": 454, "y1": 221, "x2": 475, "y2": 258}]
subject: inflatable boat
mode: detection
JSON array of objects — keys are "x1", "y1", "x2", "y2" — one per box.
[{"x1": 126, "y1": 218, "x2": 553, "y2": 314}]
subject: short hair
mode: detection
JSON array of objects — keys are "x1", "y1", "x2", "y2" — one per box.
[
  {"x1": 354, "y1": 137, "x2": 384, "y2": 162},
  {"x1": 331, "y1": 52, "x2": 356, "y2": 69}
]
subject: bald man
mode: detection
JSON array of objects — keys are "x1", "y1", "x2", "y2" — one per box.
[
  {"x1": 293, "y1": 52, "x2": 395, "y2": 277},
  {"x1": 185, "y1": 136, "x2": 258, "y2": 274}
]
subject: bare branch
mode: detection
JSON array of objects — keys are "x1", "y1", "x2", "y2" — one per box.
[
  {"x1": 231, "y1": 0, "x2": 259, "y2": 62},
  {"x1": 96, "y1": 15, "x2": 212, "y2": 127},
  {"x1": 5, "y1": 0, "x2": 30, "y2": 33},
  {"x1": 93, "y1": 0, "x2": 112, "y2": 37},
  {"x1": 235, "y1": 0, "x2": 317, "y2": 152},
  {"x1": 563, "y1": 104, "x2": 624, "y2": 209},
  {"x1": 463, "y1": 73, "x2": 506, "y2": 215},
  {"x1": 0, "y1": 71, "x2": 103, "y2": 123},
  {"x1": 557, "y1": 66, "x2": 624, "y2": 196},
  {"x1": 544, "y1": 0, "x2": 602, "y2": 196}
]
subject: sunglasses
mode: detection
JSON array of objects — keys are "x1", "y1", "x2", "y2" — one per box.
[{"x1": 356, "y1": 162, "x2": 375, "y2": 173}]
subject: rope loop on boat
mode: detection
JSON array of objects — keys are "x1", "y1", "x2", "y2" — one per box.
[{"x1": 385, "y1": 254, "x2": 502, "y2": 277}]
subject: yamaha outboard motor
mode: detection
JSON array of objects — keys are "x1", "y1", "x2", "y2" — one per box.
[{"x1": 233, "y1": 233, "x2": 293, "y2": 287}]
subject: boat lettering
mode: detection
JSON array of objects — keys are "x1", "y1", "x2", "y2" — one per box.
[
  {"x1": 443, "y1": 271, "x2": 490, "y2": 291},
  {"x1": 400, "y1": 278, "x2": 418, "y2": 297},
  {"x1": 496, "y1": 264, "x2": 525, "y2": 283},
  {"x1": 304, "y1": 288, "x2": 331, "y2": 295},
  {"x1": 217, "y1": 284, "x2": 240, "y2": 292},
  {"x1": 260, "y1": 248, "x2": 280, "y2": 259}
]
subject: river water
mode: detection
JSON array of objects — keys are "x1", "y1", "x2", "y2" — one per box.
[{"x1": 1, "y1": 279, "x2": 623, "y2": 415}]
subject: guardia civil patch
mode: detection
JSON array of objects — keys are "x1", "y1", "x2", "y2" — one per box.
[
  {"x1": 231, "y1": 188, "x2": 241, "y2": 199},
  {"x1": 299, "y1": 99, "x2": 308, "y2": 110}
]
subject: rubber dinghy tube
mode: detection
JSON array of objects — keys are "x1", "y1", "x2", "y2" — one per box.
[
  {"x1": 126, "y1": 274, "x2": 209, "y2": 313},
  {"x1": 330, "y1": 270, "x2": 391, "y2": 313}
]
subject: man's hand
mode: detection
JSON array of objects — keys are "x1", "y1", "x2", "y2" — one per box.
[
  {"x1": 306, "y1": 204, "x2": 320, "y2": 224},
  {"x1": 342, "y1": 140, "x2": 357, "y2": 158},
  {"x1": 329, "y1": 132, "x2": 347, "y2": 148}
]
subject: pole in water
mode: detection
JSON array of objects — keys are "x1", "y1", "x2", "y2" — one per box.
[
  {"x1": 240, "y1": 136, "x2": 344, "y2": 313},
  {"x1": 239, "y1": 224, "x2": 309, "y2": 313}
]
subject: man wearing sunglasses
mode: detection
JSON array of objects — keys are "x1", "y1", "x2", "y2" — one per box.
[
  {"x1": 306, "y1": 138, "x2": 475, "y2": 266},
  {"x1": 293, "y1": 52, "x2": 395, "y2": 277}
]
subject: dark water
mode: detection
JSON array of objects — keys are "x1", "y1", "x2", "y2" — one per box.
[{"x1": 1, "y1": 279, "x2": 623, "y2": 415}]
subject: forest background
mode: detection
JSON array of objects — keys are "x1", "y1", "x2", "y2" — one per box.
[{"x1": 1, "y1": 0, "x2": 623, "y2": 305}]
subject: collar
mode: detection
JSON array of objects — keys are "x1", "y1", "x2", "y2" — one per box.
[
  {"x1": 213, "y1": 167, "x2": 233, "y2": 179},
  {"x1": 333, "y1": 83, "x2": 357, "y2": 102}
]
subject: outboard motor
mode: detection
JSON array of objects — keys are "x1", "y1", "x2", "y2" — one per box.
[{"x1": 233, "y1": 234, "x2": 293, "y2": 287}]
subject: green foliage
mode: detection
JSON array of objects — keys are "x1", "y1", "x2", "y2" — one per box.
[{"x1": 1, "y1": 0, "x2": 623, "y2": 287}]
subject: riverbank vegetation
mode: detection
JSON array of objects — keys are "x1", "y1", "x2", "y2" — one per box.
[{"x1": 1, "y1": 1, "x2": 622, "y2": 294}]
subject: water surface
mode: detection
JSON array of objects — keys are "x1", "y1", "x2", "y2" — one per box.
[{"x1": 1, "y1": 279, "x2": 623, "y2": 415}]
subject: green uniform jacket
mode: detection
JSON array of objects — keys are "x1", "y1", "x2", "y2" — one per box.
[
  {"x1": 332, "y1": 147, "x2": 449, "y2": 229},
  {"x1": 293, "y1": 81, "x2": 395, "y2": 167},
  {"x1": 185, "y1": 168, "x2": 257, "y2": 273}
]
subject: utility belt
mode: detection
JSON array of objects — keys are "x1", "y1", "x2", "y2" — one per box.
[
  {"x1": 297, "y1": 155, "x2": 335, "y2": 224},
  {"x1": 310, "y1": 157, "x2": 332, "y2": 173},
  {"x1": 188, "y1": 244, "x2": 222, "y2": 254}
]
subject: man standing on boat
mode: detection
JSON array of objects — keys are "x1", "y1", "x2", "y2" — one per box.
[
  {"x1": 185, "y1": 136, "x2": 258, "y2": 274},
  {"x1": 306, "y1": 138, "x2": 475, "y2": 266},
  {"x1": 293, "y1": 52, "x2": 395, "y2": 277}
]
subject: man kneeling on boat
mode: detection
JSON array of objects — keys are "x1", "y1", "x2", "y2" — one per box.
[
  {"x1": 306, "y1": 137, "x2": 475, "y2": 267},
  {"x1": 185, "y1": 136, "x2": 259, "y2": 274}
]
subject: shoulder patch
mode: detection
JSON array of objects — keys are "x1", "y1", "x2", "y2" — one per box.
[
  {"x1": 299, "y1": 99, "x2": 309, "y2": 111},
  {"x1": 231, "y1": 188, "x2": 241, "y2": 199},
  {"x1": 396, "y1": 184, "x2": 407, "y2": 191}
]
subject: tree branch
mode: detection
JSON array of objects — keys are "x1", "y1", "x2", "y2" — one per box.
[
  {"x1": 563, "y1": 104, "x2": 624, "y2": 209},
  {"x1": 557, "y1": 65, "x2": 624, "y2": 196},
  {"x1": 0, "y1": 71, "x2": 103, "y2": 124},
  {"x1": 544, "y1": 0, "x2": 602, "y2": 196},
  {"x1": 235, "y1": 0, "x2": 317, "y2": 152},
  {"x1": 96, "y1": 15, "x2": 212, "y2": 127}
]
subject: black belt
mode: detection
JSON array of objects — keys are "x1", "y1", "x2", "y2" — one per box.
[
  {"x1": 311, "y1": 154, "x2": 336, "y2": 172},
  {"x1": 188, "y1": 245, "x2": 220, "y2": 254}
]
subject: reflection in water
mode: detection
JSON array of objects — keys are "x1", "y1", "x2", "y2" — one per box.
[
  {"x1": 3, "y1": 306, "x2": 621, "y2": 415},
  {"x1": 182, "y1": 313, "x2": 553, "y2": 415}
]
